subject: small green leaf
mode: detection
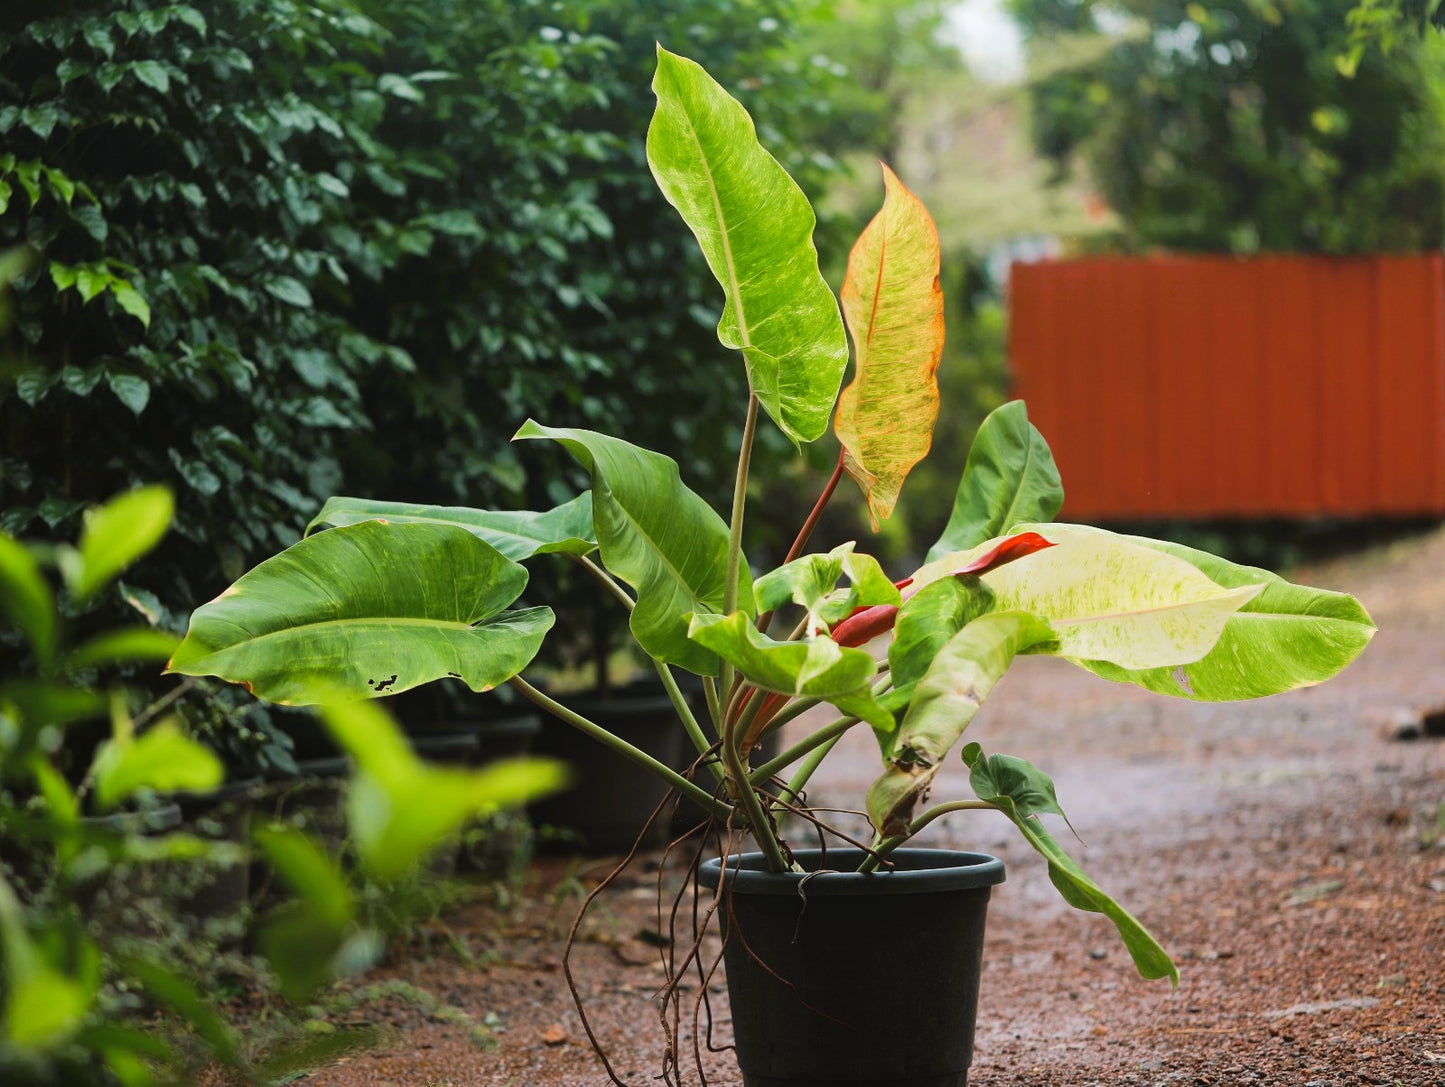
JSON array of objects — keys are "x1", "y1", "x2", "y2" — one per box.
[
  {"x1": 130, "y1": 61, "x2": 171, "y2": 95},
  {"x1": 928, "y1": 401, "x2": 1064, "y2": 562},
  {"x1": 0, "y1": 880, "x2": 94, "y2": 1049},
  {"x1": 755, "y1": 543, "x2": 900, "y2": 635},
  {"x1": 887, "y1": 576, "x2": 998, "y2": 695},
  {"x1": 69, "y1": 486, "x2": 173, "y2": 602},
  {"x1": 56, "y1": 59, "x2": 90, "y2": 88},
  {"x1": 20, "y1": 103, "x2": 62, "y2": 140},
  {"x1": 91, "y1": 718, "x2": 224, "y2": 810},
  {"x1": 0, "y1": 680, "x2": 107, "y2": 731},
  {"x1": 172, "y1": 5, "x2": 208, "y2": 36},
  {"x1": 689, "y1": 611, "x2": 886, "y2": 715},
  {"x1": 65, "y1": 627, "x2": 179, "y2": 670},
  {"x1": 377, "y1": 73, "x2": 424, "y2": 102},
  {"x1": 75, "y1": 265, "x2": 110, "y2": 303},
  {"x1": 963, "y1": 744, "x2": 1178, "y2": 984},
  {"x1": 48, "y1": 262, "x2": 78, "y2": 291},
  {"x1": 321, "y1": 699, "x2": 568, "y2": 882},
  {"x1": 106, "y1": 372, "x2": 150, "y2": 414},
  {"x1": 109, "y1": 281, "x2": 151, "y2": 329},
  {"x1": 252, "y1": 824, "x2": 352, "y2": 930},
  {"x1": 0, "y1": 531, "x2": 57, "y2": 668},
  {"x1": 43, "y1": 167, "x2": 76, "y2": 205},
  {"x1": 264, "y1": 276, "x2": 313, "y2": 308}
]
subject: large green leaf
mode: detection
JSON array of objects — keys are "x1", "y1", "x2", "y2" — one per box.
[
  {"x1": 167, "y1": 521, "x2": 553, "y2": 704},
  {"x1": 688, "y1": 611, "x2": 891, "y2": 730},
  {"x1": 963, "y1": 743, "x2": 1178, "y2": 985},
  {"x1": 306, "y1": 494, "x2": 596, "y2": 561},
  {"x1": 646, "y1": 47, "x2": 847, "y2": 444},
  {"x1": 926, "y1": 401, "x2": 1063, "y2": 562},
  {"x1": 755, "y1": 543, "x2": 899, "y2": 636},
  {"x1": 951, "y1": 525, "x2": 1264, "y2": 670},
  {"x1": 0, "y1": 532, "x2": 56, "y2": 669},
  {"x1": 867, "y1": 612, "x2": 1055, "y2": 835},
  {"x1": 516, "y1": 422, "x2": 749, "y2": 675},
  {"x1": 836, "y1": 164, "x2": 945, "y2": 527},
  {"x1": 1033, "y1": 526, "x2": 1377, "y2": 699}
]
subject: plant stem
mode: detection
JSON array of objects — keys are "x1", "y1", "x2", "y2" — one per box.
[
  {"x1": 508, "y1": 676, "x2": 729, "y2": 818},
  {"x1": 722, "y1": 393, "x2": 760, "y2": 699},
  {"x1": 572, "y1": 553, "x2": 635, "y2": 613},
  {"x1": 702, "y1": 675, "x2": 722, "y2": 733},
  {"x1": 784, "y1": 448, "x2": 845, "y2": 565},
  {"x1": 857, "y1": 800, "x2": 1000, "y2": 873},
  {"x1": 753, "y1": 693, "x2": 822, "y2": 735},
  {"x1": 779, "y1": 732, "x2": 842, "y2": 805},
  {"x1": 720, "y1": 713, "x2": 789, "y2": 872},
  {"x1": 748, "y1": 713, "x2": 859, "y2": 787},
  {"x1": 652, "y1": 660, "x2": 725, "y2": 784}
]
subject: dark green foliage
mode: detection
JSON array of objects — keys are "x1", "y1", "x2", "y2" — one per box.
[
  {"x1": 1012, "y1": 0, "x2": 1445, "y2": 253},
  {"x1": 0, "y1": 0, "x2": 841, "y2": 695}
]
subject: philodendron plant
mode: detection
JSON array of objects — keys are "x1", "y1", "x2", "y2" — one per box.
[{"x1": 168, "y1": 48, "x2": 1374, "y2": 983}]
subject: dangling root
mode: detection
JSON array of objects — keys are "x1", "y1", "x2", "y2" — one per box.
[{"x1": 560, "y1": 757, "x2": 866, "y2": 1084}]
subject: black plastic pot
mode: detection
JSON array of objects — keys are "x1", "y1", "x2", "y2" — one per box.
[
  {"x1": 698, "y1": 848, "x2": 1006, "y2": 1087},
  {"x1": 75, "y1": 802, "x2": 184, "y2": 936},
  {"x1": 170, "y1": 777, "x2": 261, "y2": 944}
]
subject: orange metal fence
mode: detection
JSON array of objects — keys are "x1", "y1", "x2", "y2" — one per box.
[{"x1": 1008, "y1": 254, "x2": 1445, "y2": 521}]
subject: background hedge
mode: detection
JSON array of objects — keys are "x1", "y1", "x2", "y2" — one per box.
[{"x1": 0, "y1": 1, "x2": 844, "y2": 712}]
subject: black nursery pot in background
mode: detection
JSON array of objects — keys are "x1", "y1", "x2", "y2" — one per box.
[
  {"x1": 698, "y1": 848, "x2": 1006, "y2": 1087},
  {"x1": 530, "y1": 680, "x2": 687, "y2": 854}
]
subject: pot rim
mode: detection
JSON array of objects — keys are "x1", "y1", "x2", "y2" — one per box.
[{"x1": 698, "y1": 847, "x2": 1005, "y2": 896}]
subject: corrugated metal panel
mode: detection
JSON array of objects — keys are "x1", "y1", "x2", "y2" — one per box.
[{"x1": 1008, "y1": 255, "x2": 1445, "y2": 520}]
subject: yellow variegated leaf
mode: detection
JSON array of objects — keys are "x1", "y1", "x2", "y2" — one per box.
[
  {"x1": 835, "y1": 164, "x2": 944, "y2": 528},
  {"x1": 973, "y1": 525, "x2": 1265, "y2": 669}
]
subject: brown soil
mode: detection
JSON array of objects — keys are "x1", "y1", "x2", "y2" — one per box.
[{"x1": 294, "y1": 527, "x2": 1445, "y2": 1086}]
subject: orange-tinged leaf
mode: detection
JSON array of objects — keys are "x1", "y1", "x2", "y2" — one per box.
[{"x1": 835, "y1": 165, "x2": 944, "y2": 529}]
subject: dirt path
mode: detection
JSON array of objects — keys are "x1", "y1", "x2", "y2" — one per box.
[{"x1": 302, "y1": 527, "x2": 1445, "y2": 1086}]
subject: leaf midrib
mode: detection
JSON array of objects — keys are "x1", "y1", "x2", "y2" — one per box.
[{"x1": 676, "y1": 94, "x2": 750, "y2": 349}]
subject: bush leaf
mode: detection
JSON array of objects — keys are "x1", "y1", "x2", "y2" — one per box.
[{"x1": 68, "y1": 486, "x2": 173, "y2": 603}]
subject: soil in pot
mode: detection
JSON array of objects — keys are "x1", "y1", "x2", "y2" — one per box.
[{"x1": 698, "y1": 847, "x2": 1006, "y2": 1087}]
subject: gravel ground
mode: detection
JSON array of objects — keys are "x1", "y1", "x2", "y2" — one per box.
[{"x1": 292, "y1": 525, "x2": 1445, "y2": 1086}]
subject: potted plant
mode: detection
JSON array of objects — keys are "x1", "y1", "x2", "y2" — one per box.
[{"x1": 165, "y1": 49, "x2": 1375, "y2": 1086}]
